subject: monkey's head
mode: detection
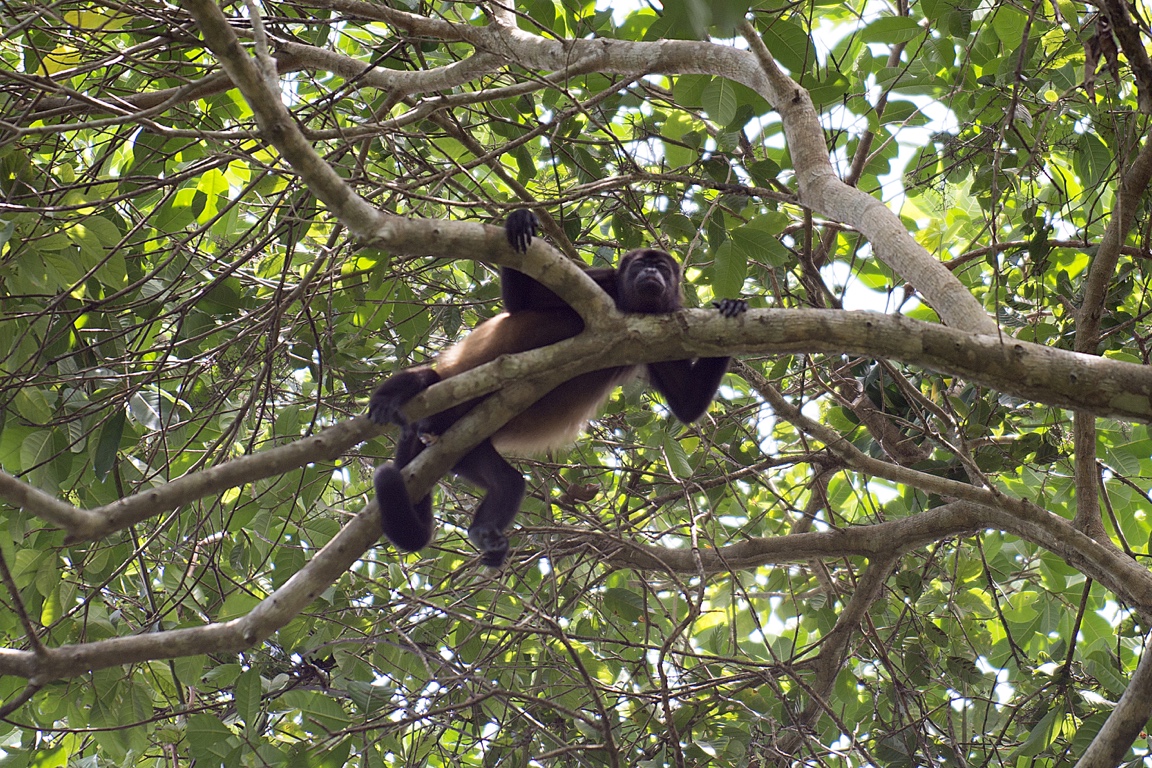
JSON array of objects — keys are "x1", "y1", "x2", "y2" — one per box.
[{"x1": 617, "y1": 249, "x2": 682, "y2": 313}]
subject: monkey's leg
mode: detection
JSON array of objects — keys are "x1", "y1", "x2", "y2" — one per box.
[
  {"x1": 452, "y1": 440, "x2": 526, "y2": 568},
  {"x1": 374, "y1": 427, "x2": 435, "y2": 553}
]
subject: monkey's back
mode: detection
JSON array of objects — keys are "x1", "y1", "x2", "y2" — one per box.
[
  {"x1": 435, "y1": 310, "x2": 632, "y2": 454},
  {"x1": 436, "y1": 310, "x2": 582, "y2": 374}
]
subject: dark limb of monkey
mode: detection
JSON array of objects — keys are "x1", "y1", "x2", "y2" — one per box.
[
  {"x1": 367, "y1": 366, "x2": 440, "y2": 426},
  {"x1": 368, "y1": 209, "x2": 745, "y2": 567},
  {"x1": 502, "y1": 209, "x2": 617, "y2": 312},
  {"x1": 372, "y1": 426, "x2": 434, "y2": 553},
  {"x1": 505, "y1": 208, "x2": 538, "y2": 254},
  {"x1": 647, "y1": 358, "x2": 734, "y2": 424},
  {"x1": 452, "y1": 440, "x2": 525, "y2": 567},
  {"x1": 647, "y1": 298, "x2": 748, "y2": 422}
]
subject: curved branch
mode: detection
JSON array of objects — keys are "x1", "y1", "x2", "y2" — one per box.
[
  {"x1": 181, "y1": 0, "x2": 390, "y2": 236},
  {"x1": 1077, "y1": 132, "x2": 1152, "y2": 353},
  {"x1": 591, "y1": 499, "x2": 1152, "y2": 618},
  {"x1": 186, "y1": 0, "x2": 994, "y2": 334},
  {"x1": 0, "y1": 507, "x2": 383, "y2": 683},
  {"x1": 737, "y1": 20, "x2": 995, "y2": 334}
]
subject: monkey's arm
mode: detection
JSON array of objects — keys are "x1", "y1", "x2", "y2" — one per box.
[
  {"x1": 646, "y1": 357, "x2": 733, "y2": 423},
  {"x1": 368, "y1": 366, "x2": 441, "y2": 426},
  {"x1": 645, "y1": 299, "x2": 747, "y2": 423},
  {"x1": 500, "y1": 267, "x2": 617, "y2": 312},
  {"x1": 502, "y1": 208, "x2": 617, "y2": 312}
]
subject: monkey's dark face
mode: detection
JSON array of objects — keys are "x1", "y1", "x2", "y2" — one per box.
[{"x1": 617, "y1": 249, "x2": 682, "y2": 313}]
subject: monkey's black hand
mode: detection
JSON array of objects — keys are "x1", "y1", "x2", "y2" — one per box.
[
  {"x1": 712, "y1": 298, "x2": 748, "y2": 318},
  {"x1": 469, "y1": 525, "x2": 510, "y2": 568},
  {"x1": 368, "y1": 367, "x2": 441, "y2": 426},
  {"x1": 505, "y1": 208, "x2": 539, "y2": 253}
]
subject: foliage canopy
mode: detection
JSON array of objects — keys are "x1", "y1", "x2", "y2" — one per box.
[{"x1": 3, "y1": 0, "x2": 1152, "y2": 765}]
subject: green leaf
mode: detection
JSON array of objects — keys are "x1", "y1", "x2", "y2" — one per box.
[
  {"x1": 187, "y1": 714, "x2": 239, "y2": 764},
  {"x1": 1105, "y1": 445, "x2": 1142, "y2": 476},
  {"x1": 92, "y1": 409, "x2": 125, "y2": 481},
  {"x1": 759, "y1": 19, "x2": 816, "y2": 74},
  {"x1": 604, "y1": 587, "x2": 646, "y2": 622},
  {"x1": 860, "y1": 17, "x2": 923, "y2": 44},
  {"x1": 991, "y1": 4, "x2": 1028, "y2": 44},
  {"x1": 1075, "y1": 132, "x2": 1110, "y2": 188},
  {"x1": 216, "y1": 590, "x2": 261, "y2": 621},
  {"x1": 1010, "y1": 707, "x2": 1062, "y2": 758},
  {"x1": 28, "y1": 739, "x2": 71, "y2": 768},
  {"x1": 701, "y1": 78, "x2": 738, "y2": 125},
  {"x1": 662, "y1": 432, "x2": 693, "y2": 477},
  {"x1": 346, "y1": 681, "x2": 394, "y2": 714},
  {"x1": 14, "y1": 389, "x2": 53, "y2": 424},
  {"x1": 920, "y1": 0, "x2": 952, "y2": 23},
  {"x1": 729, "y1": 216, "x2": 790, "y2": 267},
  {"x1": 279, "y1": 690, "x2": 352, "y2": 732},
  {"x1": 711, "y1": 239, "x2": 746, "y2": 298},
  {"x1": 18, "y1": 431, "x2": 52, "y2": 475},
  {"x1": 235, "y1": 669, "x2": 262, "y2": 733}
]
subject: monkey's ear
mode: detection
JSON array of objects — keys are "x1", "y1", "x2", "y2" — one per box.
[{"x1": 505, "y1": 209, "x2": 539, "y2": 253}]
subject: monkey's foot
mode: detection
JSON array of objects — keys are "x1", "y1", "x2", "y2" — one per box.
[{"x1": 368, "y1": 367, "x2": 440, "y2": 426}]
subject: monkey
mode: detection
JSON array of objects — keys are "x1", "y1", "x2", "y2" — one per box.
[{"x1": 368, "y1": 209, "x2": 747, "y2": 567}]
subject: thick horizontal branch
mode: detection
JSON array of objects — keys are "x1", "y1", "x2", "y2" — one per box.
[
  {"x1": 399, "y1": 307, "x2": 1152, "y2": 425},
  {"x1": 385, "y1": 302, "x2": 1152, "y2": 430},
  {"x1": 656, "y1": 309, "x2": 1152, "y2": 421},
  {"x1": 5, "y1": 303, "x2": 1152, "y2": 544}
]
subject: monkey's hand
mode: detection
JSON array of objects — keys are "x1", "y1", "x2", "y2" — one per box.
[
  {"x1": 368, "y1": 367, "x2": 441, "y2": 426},
  {"x1": 469, "y1": 527, "x2": 510, "y2": 568},
  {"x1": 505, "y1": 208, "x2": 539, "y2": 253},
  {"x1": 712, "y1": 298, "x2": 748, "y2": 318}
]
